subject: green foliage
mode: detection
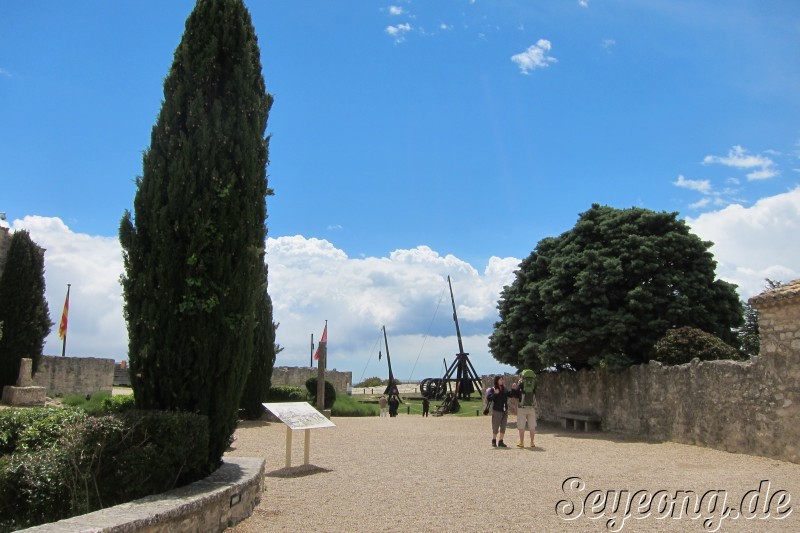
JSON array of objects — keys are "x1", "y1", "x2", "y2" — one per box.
[
  {"x1": 63, "y1": 391, "x2": 113, "y2": 415},
  {"x1": 239, "y1": 288, "x2": 277, "y2": 420},
  {"x1": 490, "y1": 205, "x2": 744, "y2": 371},
  {"x1": 0, "y1": 407, "x2": 209, "y2": 531},
  {"x1": 118, "y1": 0, "x2": 273, "y2": 466},
  {"x1": 101, "y1": 394, "x2": 137, "y2": 414},
  {"x1": 738, "y1": 301, "x2": 760, "y2": 359},
  {"x1": 265, "y1": 386, "x2": 307, "y2": 402},
  {"x1": 652, "y1": 326, "x2": 741, "y2": 365},
  {"x1": 0, "y1": 230, "x2": 52, "y2": 388},
  {"x1": 305, "y1": 378, "x2": 336, "y2": 409},
  {"x1": 354, "y1": 376, "x2": 386, "y2": 388},
  {"x1": 0, "y1": 407, "x2": 86, "y2": 455},
  {"x1": 330, "y1": 394, "x2": 379, "y2": 417}
]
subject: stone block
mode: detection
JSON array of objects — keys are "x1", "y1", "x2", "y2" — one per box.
[
  {"x1": 17, "y1": 358, "x2": 34, "y2": 387},
  {"x1": 2, "y1": 385, "x2": 46, "y2": 407}
]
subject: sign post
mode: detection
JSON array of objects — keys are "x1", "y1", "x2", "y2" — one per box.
[{"x1": 263, "y1": 402, "x2": 335, "y2": 468}]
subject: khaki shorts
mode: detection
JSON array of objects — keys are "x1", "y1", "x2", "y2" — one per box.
[
  {"x1": 517, "y1": 406, "x2": 536, "y2": 431},
  {"x1": 491, "y1": 410, "x2": 508, "y2": 434}
]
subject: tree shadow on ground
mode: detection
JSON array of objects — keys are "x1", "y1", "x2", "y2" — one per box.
[
  {"x1": 266, "y1": 465, "x2": 333, "y2": 478},
  {"x1": 533, "y1": 421, "x2": 663, "y2": 446},
  {"x1": 237, "y1": 418, "x2": 272, "y2": 429}
]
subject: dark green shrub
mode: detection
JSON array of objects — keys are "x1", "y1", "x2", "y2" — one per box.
[
  {"x1": 305, "y1": 378, "x2": 336, "y2": 409},
  {"x1": 0, "y1": 407, "x2": 86, "y2": 454},
  {"x1": 0, "y1": 408, "x2": 209, "y2": 531},
  {"x1": 100, "y1": 394, "x2": 136, "y2": 414},
  {"x1": 265, "y1": 386, "x2": 307, "y2": 402},
  {"x1": 0, "y1": 448, "x2": 71, "y2": 531},
  {"x1": 652, "y1": 326, "x2": 741, "y2": 365},
  {"x1": 71, "y1": 410, "x2": 210, "y2": 510}
]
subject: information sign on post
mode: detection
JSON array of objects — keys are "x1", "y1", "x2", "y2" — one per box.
[{"x1": 263, "y1": 402, "x2": 335, "y2": 468}]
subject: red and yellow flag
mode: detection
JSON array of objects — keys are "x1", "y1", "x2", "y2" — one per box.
[
  {"x1": 58, "y1": 288, "x2": 70, "y2": 340},
  {"x1": 313, "y1": 324, "x2": 327, "y2": 360}
]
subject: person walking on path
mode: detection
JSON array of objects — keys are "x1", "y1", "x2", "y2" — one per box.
[
  {"x1": 422, "y1": 397, "x2": 430, "y2": 417},
  {"x1": 379, "y1": 395, "x2": 388, "y2": 417},
  {"x1": 515, "y1": 369, "x2": 537, "y2": 448},
  {"x1": 487, "y1": 375, "x2": 514, "y2": 447}
]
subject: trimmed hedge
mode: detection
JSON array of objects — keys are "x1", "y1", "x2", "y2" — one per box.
[
  {"x1": 0, "y1": 407, "x2": 86, "y2": 455},
  {"x1": 0, "y1": 407, "x2": 209, "y2": 532},
  {"x1": 265, "y1": 386, "x2": 308, "y2": 402},
  {"x1": 305, "y1": 378, "x2": 336, "y2": 409}
]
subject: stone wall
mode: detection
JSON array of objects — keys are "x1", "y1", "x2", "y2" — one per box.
[
  {"x1": 114, "y1": 362, "x2": 131, "y2": 386},
  {"x1": 33, "y1": 355, "x2": 115, "y2": 397},
  {"x1": 271, "y1": 366, "x2": 352, "y2": 392},
  {"x1": 21, "y1": 457, "x2": 264, "y2": 533},
  {"x1": 521, "y1": 279, "x2": 800, "y2": 464}
]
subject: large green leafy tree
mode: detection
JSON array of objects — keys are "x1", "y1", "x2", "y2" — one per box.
[
  {"x1": 119, "y1": 0, "x2": 273, "y2": 466},
  {"x1": 0, "y1": 230, "x2": 52, "y2": 388},
  {"x1": 490, "y1": 205, "x2": 743, "y2": 371}
]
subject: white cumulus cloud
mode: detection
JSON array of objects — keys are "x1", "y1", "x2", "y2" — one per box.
[
  {"x1": 686, "y1": 187, "x2": 800, "y2": 299},
  {"x1": 386, "y1": 23, "x2": 412, "y2": 43},
  {"x1": 388, "y1": 6, "x2": 405, "y2": 16},
  {"x1": 266, "y1": 237, "x2": 520, "y2": 378},
  {"x1": 511, "y1": 39, "x2": 557, "y2": 75},
  {"x1": 9, "y1": 217, "x2": 520, "y2": 380},
  {"x1": 703, "y1": 145, "x2": 778, "y2": 181},
  {"x1": 674, "y1": 175, "x2": 712, "y2": 194},
  {"x1": 12, "y1": 216, "x2": 127, "y2": 360}
]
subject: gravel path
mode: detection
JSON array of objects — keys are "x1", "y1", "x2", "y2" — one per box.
[{"x1": 225, "y1": 415, "x2": 800, "y2": 532}]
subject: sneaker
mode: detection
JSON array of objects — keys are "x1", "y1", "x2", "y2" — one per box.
[
  {"x1": 516, "y1": 442, "x2": 525, "y2": 448},
  {"x1": 498, "y1": 441, "x2": 508, "y2": 448},
  {"x1": 491, "y1": 439, "x2": 497, "y2": 447}
]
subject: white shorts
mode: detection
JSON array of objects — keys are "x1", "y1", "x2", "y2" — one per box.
[{"x1": 517, "y1": 406, "x2": 536, "y2": 431}]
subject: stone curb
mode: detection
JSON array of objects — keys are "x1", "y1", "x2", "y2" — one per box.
[{"x1": 19, "y1": 457, "x2": 265, "y2": 533}]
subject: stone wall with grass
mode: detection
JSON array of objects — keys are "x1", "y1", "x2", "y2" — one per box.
[
  {"x1": 531, "y1": 279, "x2": 800, "y2": 464},
  {"x1": 33, "y1": 355, "x2": 115, "y2": 397},
  {"x1": 271, "y1": 366, "x2": 352, "y2": 392}
]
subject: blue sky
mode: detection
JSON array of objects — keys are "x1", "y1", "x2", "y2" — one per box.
[{"x1": 2, "y1": 1, "x2": 799, "y2": 381}]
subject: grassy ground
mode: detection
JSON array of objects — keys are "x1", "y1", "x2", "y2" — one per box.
[
  {"x1": 62, "y1": 390, "x2": 112, "y2": 415},
  {"x1": 399, "y1": 396, "x2": 486, "y2": 417},
  {"x1": 331, "y1": 394, "x2": 379, "y2": 417},
  {"x1": 332, "y1": 394, "x2": 486, "y2": 418}
]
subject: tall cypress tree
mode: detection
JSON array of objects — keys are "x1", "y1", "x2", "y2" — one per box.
[
  {"x1": 239, "y1": 263, "x2": 277, "y2": 420},
  {"x1": 0, "y1": 230, "x2": 52, "y2": 389},
  {"x1": 119, "y1": 0, "x2": 273, "y2": 466}
]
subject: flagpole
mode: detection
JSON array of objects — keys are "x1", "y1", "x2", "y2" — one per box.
[
  {"x1": 316, "y1": 320, "x2": 327, "y2": 412},
  {"x1": 310, "y1": 333, "x2": 314, "y2": 368},
  {"x1": 60, "y1": 284, "x2": 71, "y2": 357}
]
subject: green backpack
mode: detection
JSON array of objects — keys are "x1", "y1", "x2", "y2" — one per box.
[{"x1": 520, "y1": 369, "x2": 536, "y2": 407}]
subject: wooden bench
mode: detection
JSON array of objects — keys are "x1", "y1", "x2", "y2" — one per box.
[{"x1": 559, "y1": 412, "x2": 601, "y2": 432}]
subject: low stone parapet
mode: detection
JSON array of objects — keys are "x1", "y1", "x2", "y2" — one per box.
[{"x1": 19, "y1": 456, "x2": 265, "y2": 532}]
